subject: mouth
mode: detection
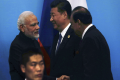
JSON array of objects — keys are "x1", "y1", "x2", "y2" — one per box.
[
  {"x1": 52, "y1": 21, "x2": 56, "y2": 25},
  {"x1": 52, "y1": 23, "x2": 57, "y2": 27},
  {"x1": 37, "y1": 74, "x2": 43, "y2": 77},
  {"x1": 34, "y1": 31, "x2": 39, "y2": 34}
]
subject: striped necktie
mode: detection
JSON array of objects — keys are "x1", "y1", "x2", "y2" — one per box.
[{"x1": 56, "y1": 33, "x2": 62, "y2": 53}]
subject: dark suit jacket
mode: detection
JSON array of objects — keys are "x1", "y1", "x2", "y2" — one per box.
[
  {"x1": 71, "y1": 25, "x2": 113, "y2": 80},
  {"x1": 24, "y1": 75, "x2": 55, "y2": 80},
  {"x1": 9, "y1": 31, "x2": 41, "y2": 80},
  {"x1": 50, "y1": 25, "x2": 81, "y2": 77},
  {"x1": 43, "y1": 75, "x2": 56, "y2": 80}
]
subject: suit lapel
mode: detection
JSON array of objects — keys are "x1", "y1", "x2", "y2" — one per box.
[
  {"x1": 51, "y1": 33, "x2": 59, "y2": 67},
  {"x1": 55, "y1": 26, "x2": 73, "y2": 60},
  {"x1": 52, "y1": 25, "x2": 74, "y2": 68},
  {"x1": 56, "y1": 26, "x2": 73, "y2": 53},
  {"x1": 52, "y1": 33, "x2": 59, "y2": 54}
]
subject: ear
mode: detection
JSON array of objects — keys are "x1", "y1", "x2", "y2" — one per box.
[
  {"x1": 21, "y1": 64, "x2": 26, "y2": 73},
  {"x1": 19, "y1": 25, "x2": 25, "y2": 32},
  {"x1": 76, "y1": 19, "x2": 81, "y2": 29},
  {"x1": 77, "y1": 19, "x2": 81, "y2": 24},
  {"x1": 62, "y1": 11, "x2": 68, "y2": 19}
]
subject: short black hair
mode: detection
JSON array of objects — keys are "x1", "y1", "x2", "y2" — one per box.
[
  {"x1": 50, "y1": 0, "x2": 72, "y2": 19},
  {"x1": 21, "y1": 48, "x2": 43, "y2": 67},
  {"x1": 72, "y1": 6, "x2": 92, "y2": 24}
]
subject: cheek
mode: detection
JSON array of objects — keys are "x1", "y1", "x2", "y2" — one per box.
[
  {"x1": 25, "y1": 67, "x2": 35, "y2": 79},
  {"x1": 53, "y1": 18, "x2": 58, "y2": 23},
  {"x1": 27, "y1": 67, "x2": 35, "y2": 73},
  {"x1": 54, "y1": 16, "x2": 61, "y2": 22},
  {"x1": 74, "y1": 25, "x2": 78, "y2": 30},
  {"x1": 75, "y1": 26, "x2": 78, "y2": 30},
  {"x1": 40, "y1": 65, "x2": 45, "y2": 74},
  {"x1": 27, "y1": 27, "x2": 35, "y2": 32},
  {"x1": 42, "y1": 65, "x2": 45, "y2": 70},
  {"x1": 73, "y1": 26, "x2": 78, "y2": 32},
  {"x1": 29, "y1": 29, "x2": 35, "y2": 33},
  {"x1": 72, "y1": 25, "x2": 75, "y2": 30}
]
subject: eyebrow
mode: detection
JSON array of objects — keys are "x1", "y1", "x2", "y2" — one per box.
[
  {"x1": 31, "y1": 22, "x2": 39, "y2": 24},
  {"x1": 31, "y1": 60, "x2": 44, "y2": 63},
  {"x1": 50, "y1": 13, "x2": 54, "y2": 15},
  {"x1": 30, "y1": 22, "x2": 39, "y2": 26},
  {"x1": 39, "y1": 60, "x2": 44, "y2": 63}
]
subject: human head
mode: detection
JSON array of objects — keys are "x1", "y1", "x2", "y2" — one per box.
[
  {"x1": 70, "y1": 6, "x2": 92, "y2": 37},
  {"x1": 50, "y1": 0, "x2": 72, "y2": 32},
  {"x1": 21, "y1": 48, "x2": 44, "y2": 80},
  {"x1": 17, "y1": 11, "x2": 40, "y2": 39}
]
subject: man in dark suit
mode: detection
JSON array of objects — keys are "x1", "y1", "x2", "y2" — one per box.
[
  {"x1": 50, "y1": 0, "x2": 81, "y2": 78},
  {"x1": 20, "y1": 48, "x2": 55, "y2": 80},
  {"x1": 9, "y1": 11, "x2": 41, "y2": 80},
  {"x1": 61, "y1": 6, "x2": 113, "y2": 80}
]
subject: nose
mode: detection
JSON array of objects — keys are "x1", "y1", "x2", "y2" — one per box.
[
  {"x1": 36, "y1": 64, "x2": 41, "y2": 71},
  {"x1": 36, "y1": 24, "x2": 40, "y2": 30},
  {"x1": 50, "y1": 16, "x2": 53, "y2": 22}
]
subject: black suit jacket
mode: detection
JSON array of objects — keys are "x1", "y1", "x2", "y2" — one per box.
[
  {"x1": 9, "y1": 31, "x2": 41, "y2": 80},
  {"x1": 50, "y1": 25, "x2": 81, "y2": 77},
  {"x1": 71, "y1": 25, "x2": 113, "y2": 80},
  {"x1": 43, "y1": 75, "x2": 56, "y2": 80},
  {"x1": 24, "y1": 75, "x2": 56, "y2": 80}
]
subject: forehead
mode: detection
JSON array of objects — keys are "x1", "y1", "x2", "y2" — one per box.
[
  {"x1": 25, "y1": 15, "x2": 38, "y2": 24},
  {"x1": 50, "y1": 7, "x2": 59, "y2": 14},
  {"x1": 29, "y1": 54, "x2": 43, "y2": 62}
]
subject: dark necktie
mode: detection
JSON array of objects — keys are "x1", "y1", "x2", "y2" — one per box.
[{"x1": 56, "y1": 34, "x2": 62, "y2": 53}]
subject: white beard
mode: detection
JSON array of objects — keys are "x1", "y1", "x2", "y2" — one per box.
[{"x1": 33, "y1": 33, "x2": 39, "y2": 38}]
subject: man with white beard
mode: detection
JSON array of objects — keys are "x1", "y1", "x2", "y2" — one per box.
[{"x1": 9, "y1": 11, "x2": 41, "y2": 80}]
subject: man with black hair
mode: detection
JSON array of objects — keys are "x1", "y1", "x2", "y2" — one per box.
[
  {"x1": 50, "y1": 0, "x2": 81, "y2": 78},
  {"x1": 60, "y1": 6, "x2": 113, "y2": 80},
  {"x1": 20, "y1": 48, "x2": 56, "y2": 80}
]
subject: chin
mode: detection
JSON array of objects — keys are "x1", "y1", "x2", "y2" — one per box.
[
  {"x1": 35, "y1": 77, "x2": 43, "y2": 80},
  {"x1": 53, "y1": 25, "x2": 58, "y2": 29},
  {"x1": 33, "y1": 34, "x2": 39, "y2": 38}
]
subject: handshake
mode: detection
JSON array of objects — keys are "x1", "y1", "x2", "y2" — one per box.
[{"x1": 57, "y1": 75, "x2": 70, "y2": 80}]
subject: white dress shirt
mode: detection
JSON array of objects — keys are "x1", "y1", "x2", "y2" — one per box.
[
  {"x1": 82, "y1": 24, "x2": 93, "y2": 39},
  {"x1": 55, "y1": 23, "x2": 71, "y2": 51}
]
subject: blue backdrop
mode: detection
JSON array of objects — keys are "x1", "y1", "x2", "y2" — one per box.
[
  {"x1": 87, "y1": 1, "x2": 120, "y2": 80},
  {"x1": 0, "y1": 0, "x2": 44, "y2": 80},
  {"x1": 0, "y1": 0, "x2": 120, "y2": 80}
]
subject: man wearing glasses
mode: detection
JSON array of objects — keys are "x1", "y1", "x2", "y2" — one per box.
[{"x1": 9, "y1": 11, "x2": 41, "y2": 80}]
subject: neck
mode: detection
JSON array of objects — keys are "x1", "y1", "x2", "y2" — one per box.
[
  {"x1": 82, "y1": 23, "x2": 91, "y2": 33},
  {"x1": 59, "y1": 19, "x2": 70, "y2": 32}
]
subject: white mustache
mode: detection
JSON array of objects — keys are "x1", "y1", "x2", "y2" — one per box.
[{"x1": 34, "y1": 30, "x2": 39, "y2": 33}]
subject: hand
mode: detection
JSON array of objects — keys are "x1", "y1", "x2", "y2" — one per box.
[
  {"x1": 57, "y1": 77, "x2": 62, "y2": 80},
  {"x1": 61, "y1": 75, "x2": 70, "y2": 80},
  {"x1": 57, "y1": 75, "x2": 70, "y2": 80}
]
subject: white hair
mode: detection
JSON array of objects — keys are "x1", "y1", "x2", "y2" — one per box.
[{"x1": 17, "y1": 11, "x2": 34, "y2": 30}]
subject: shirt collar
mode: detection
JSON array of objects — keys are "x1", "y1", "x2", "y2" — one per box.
[
  {"x1": 59, "y1": 23, "x2": 71, "y2": 38},
  {"x1": 82, "y1": 24, "x2": 93, "y2": 39}
]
